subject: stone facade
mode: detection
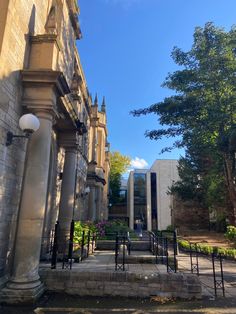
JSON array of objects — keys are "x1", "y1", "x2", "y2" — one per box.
[
  {"x1": 0, "y1": 0, "x2": 109, "y2": 302},
  {"x1": 86, "y1": 96, "x2": 110, "y2": 221}
]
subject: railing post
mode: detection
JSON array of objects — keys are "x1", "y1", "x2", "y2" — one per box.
[
  {"x1": 219, "y1": 254, "x2": 225, "y2": 297},
  {"x1": 80, "y1": 230, "x2": 85, "y2": 261},
  {"x1": 155, "y1": 234, "x2": 158, "y2": 264},
  {"x1": 149, "y1": 232, "x2": 151, "y2": 252},
  {"x1": 127, "y1": 231, "x2": 131, "y2": 255},
  {"x1": 51, "y1": 221, "x2": 59, "y2": 269},
  {"x1": 87, "y1": 230, "x2": 91, "y2": 257},
  {"x1": 68, "y1": 220, "x2": 74, "y2": 269},
  {"x1": 165, "y1": 237, "x2": 169, "y2": 272},
  {"x1": 91, "y1": 233, "x2": 94, "y2": 253},
  {"x1": 195, "y1": 243, "x2": 199, "y2": 276},
  {"x1": 212, "y1": 253, "x2": 217, "y2": 297},
  {"x1": 212, "y1": 253, "x2": 225, "y2": 297},
  {"x1": 122, "y1": 236, "x2": 125, "y2": 271},
  {"x1": 115, "y1": 235, "x2": 119, "y2": 271},
  {"x1": 190, "y1": 242, "x2": 193, "y2": 273}
]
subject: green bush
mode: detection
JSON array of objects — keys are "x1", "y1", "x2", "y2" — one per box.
[
  {"x1": 96, "y1": 219, "x2": 136, "y2": 239},
  {"x1": 224, "y1": 225, "x2": 236, "y2": 243},
  {"x1": 178, "y1": 239, "x2": 236, "y2": 259},
  {"x1": 166, "y1": 225, "x2": 175, "y2": 232},
  {"x1": 74, "y1": 221, "x2": 96, "y2": 244},
  {"x1": 178, "y1": 240, "x2": 190, "y2": 250},
  {"x1": 196, "y1": 244, "x2": 213, "y2": 254}
]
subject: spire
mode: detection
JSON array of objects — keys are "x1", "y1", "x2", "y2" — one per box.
[
  {"x1": 101, "y1": 96, "x2": 106, "y2": 113},
  {"x1": 45, "y1": 6, "x2": 57, "y2": 34},
  {"x1": 94, "y1": 93, "x2": 98, "y2": 106}
]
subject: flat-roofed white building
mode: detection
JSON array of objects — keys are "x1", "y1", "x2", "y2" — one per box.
[{"x1": 127, "y1": 159, "x2": 179, "y2": 231}]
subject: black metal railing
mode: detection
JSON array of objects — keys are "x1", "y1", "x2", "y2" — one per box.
[
  {"x1": 115, "y1": 232, "x2": 131, "y2": 271},
  {"x1": 178, "y1": 239, "x2": 226, "y2": 297},
  {"x1": 40, "y1": 220, "x2": 96, "y2": 270},
  {"x1": 148, "y1": 230, "x2": 177, "y2": 273}
]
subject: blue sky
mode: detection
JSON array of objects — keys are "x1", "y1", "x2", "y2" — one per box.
[{"x1": 77, "y1": 0, "x2": 236, "y2": 169}]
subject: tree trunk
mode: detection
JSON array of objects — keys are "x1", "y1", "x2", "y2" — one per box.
[{"x1": 223, "y1": 153, "x2": 236, "y2": 225}]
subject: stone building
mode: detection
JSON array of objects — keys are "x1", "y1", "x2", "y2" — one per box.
[
  {"x1": 127, "y1": 160, "x2": 179, "y2": 231},
  {"x1": 87, "y1": 95, "x2": 110, "y2": 222},
  {"x1": 0, "y1": 0, "x2": 109, "y2": 303}
]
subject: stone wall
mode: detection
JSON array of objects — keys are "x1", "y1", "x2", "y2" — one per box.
[
  {"x1": 0, "y1": 0, "x2": 79, "y2": 282},
  {"x1": 39, "y1": 269, "x2": 202, "y2": 299},
  {"x1": 150, "y1": 160, "x2": 179, "y2": 230},
  {"x1": 0, "y1": 0, "x2": 50, "y2": 280}
]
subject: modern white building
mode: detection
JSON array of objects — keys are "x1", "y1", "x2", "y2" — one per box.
[{"x1": 127, "y1": 159, "x2": 179, "y2": 231}]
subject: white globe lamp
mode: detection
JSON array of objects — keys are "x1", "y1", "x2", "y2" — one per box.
[{"x1": 6, "y1": 113, "x2": 40, "y2": 146}]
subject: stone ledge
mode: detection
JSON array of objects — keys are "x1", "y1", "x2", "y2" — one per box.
[{"x1": 39, "y1": 269, "x2": 202, "y2": 299}]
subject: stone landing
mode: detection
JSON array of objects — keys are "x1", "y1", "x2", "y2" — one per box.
[{"x1": 39, "y1": 251, "x2": 201, "y2": 299}]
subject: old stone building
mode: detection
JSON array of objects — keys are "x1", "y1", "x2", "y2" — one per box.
[
  {"x1": 0, "y1": 0, "x2": 109, "y2": 303},
  {"x1": 86, "y1": 95, "x2": 110, "y2": 222}
]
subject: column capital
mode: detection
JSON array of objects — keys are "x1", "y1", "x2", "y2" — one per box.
[
  {"x1": 21, "y1": 70, "x2": 71, "y2": 122},
  {"x1": 58, "y1": 131, "x2": 78, "y2": 150}
]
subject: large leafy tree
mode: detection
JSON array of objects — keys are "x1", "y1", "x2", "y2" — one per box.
[
  {"x1": 132, "y1": 23, "x2": 236, "y2": 224},
  {"x1": 109, "y1": 151, "x2": 131, "y2": 204}
]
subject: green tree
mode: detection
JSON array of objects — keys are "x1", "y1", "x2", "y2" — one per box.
[
  {"x1": 109, "y1": 151, "x2": 131, "y2": 204},
  {"x1": 132, "y1": 23, "x2": 236, "y2": 224}
]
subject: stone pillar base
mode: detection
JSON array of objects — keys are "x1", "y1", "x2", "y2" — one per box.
[
  {"x1": 0, "y1": 282, "x2": 44, "y2": 304},
  {"x1": 0, "y1": 275, "x2": 8, "y2": 289}
]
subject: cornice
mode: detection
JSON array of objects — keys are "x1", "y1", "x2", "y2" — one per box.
[
  {"x1": 21, "y1": 70, "x2": 71, "y2": 96},
  {"x1": 30, "y1": 34, "x2": 62, "y2": 50},
  {"x1": 66, "y1": 0, "x2": 82, "y2": 40},
  {"x1": 87, "y1": 172, "x2": 106, "y2": 186}
]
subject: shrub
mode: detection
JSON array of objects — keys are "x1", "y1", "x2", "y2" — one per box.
[
  {"x1": 178, "y1": 239, "x2": 236, "y2": 259},
  {"x1": 224, "y1": 225, "x2": 236, "y2": 243},
  {"x1": 95, "y1": 220, "x2": 112, "y2": 237},
  {"x1": 95, "y1": 219, "x2": 136, "y2": 239},
  {"x1": 166, "y1": 225, "x2": 175, "y2": 232},
  {"x1": 74, "y1": 221, "x2": 96, "y2": 243}
]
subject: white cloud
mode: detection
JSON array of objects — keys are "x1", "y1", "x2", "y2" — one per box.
[{"x1": 130, "y1": 157, "x2": 148, "y2": 169}]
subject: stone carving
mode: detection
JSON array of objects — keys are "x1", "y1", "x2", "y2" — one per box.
[
  {"x1": 45, "y1": 6, "x2": 57, "y2": 34},
  {"x1": 71, "y1": 72, "x2": 83, "y2": 93}
]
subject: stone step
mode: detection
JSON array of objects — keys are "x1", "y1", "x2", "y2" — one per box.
[
  {"x1": 117, "y1": 254, "x2": 177, "y2": 267},
  {"x1": 96, "y1": 240, "x2": 150, "y2": 251}
]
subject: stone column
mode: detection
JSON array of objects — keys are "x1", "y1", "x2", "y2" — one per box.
[
  {"x1": 92, "y1": 125, "x2": 97, "y2": 162},
  {"x1": 5, "y1": 110, "x2": 53, "y2": 302},
  {"x1": 96, "y1": 186, "x2": 102, "y2": 220},
  {"x1": 129, "y1": 172, "x2": 134, "y2": 230},
  {"x1": 146, "y1": 171, "x2": 152, "y2": 231},
  {"x1": 88, "y1": 185, "x2": 96, "y2": 221},
  {"x1": 57, "y1": 133, "x2": 77, "y2": 248}
]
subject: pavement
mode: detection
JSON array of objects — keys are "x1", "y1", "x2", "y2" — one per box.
[
  {"x1": 40, "y1": 248, "x2": 236, "y2": 299},
  {"x1": 1, "y1": 247, "x2": 236, "y2": 313},
  {"x1": 40, "y1": 250, "x2": 168, "y2": 274}
]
